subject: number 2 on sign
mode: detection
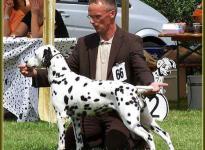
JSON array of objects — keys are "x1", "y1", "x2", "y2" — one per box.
[{"x1": 149, "y1": 97, "x2": 160, "y2": 118}]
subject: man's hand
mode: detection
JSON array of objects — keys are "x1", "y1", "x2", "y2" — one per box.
[
  {"x1": 144, "y1": 82, "x2": 168, "y2": 95},
  {"x1": 4, "y1": 0, "x2": 14, "y2": 16},
  {"x1": 29, "y1": 0, "x2": 40, "y2": 15},
  {"x1": 18, "y1": 64, "x2": 37, "y2": 77}
]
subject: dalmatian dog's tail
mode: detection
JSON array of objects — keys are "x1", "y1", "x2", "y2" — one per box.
[{"x1": 135, "y1": 85, "x2": 153, "y2": 94}]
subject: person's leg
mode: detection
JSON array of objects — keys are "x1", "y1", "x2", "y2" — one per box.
[
  {"x1": 103, "y1": 111, "x2": 148, "y2": 150},
  {"x1": 65, "y1": 125, "x2": 76, "y2": 150},
  {"x1": 65, "y1": 116, "x2": 104, "y2": 149}
]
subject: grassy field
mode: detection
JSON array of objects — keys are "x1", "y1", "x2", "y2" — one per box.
[{"x1": 3, "y1": 108, "x2": 202, "y2": 150}]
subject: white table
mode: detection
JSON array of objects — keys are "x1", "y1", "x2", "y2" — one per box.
[{"x1": 3, "y1": 37, "x2": 77, "y2": 121}]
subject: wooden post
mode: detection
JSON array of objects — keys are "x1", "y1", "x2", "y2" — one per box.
[
  {"x1": 1, "y1": 1, "x2": 3, "y2": 148},
  {"x1": 121, "y1": 0, "x2": 129, "y2": 32},
  {"x1": 38, "y1": 0, "x2": 56, "y2": 123}
]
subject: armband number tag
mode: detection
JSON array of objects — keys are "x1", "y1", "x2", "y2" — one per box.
[{"x1": 112, "y1": 62, "x2": 127, "y2": 81}]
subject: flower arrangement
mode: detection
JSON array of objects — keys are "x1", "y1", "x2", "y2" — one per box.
[{"x1": 192, "y1": 2, "x2": 203, "y2": 24}]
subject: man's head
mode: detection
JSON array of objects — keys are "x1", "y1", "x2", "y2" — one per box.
[{"x1": 88, "y1": 0, "x2": 117, "y2": 37}]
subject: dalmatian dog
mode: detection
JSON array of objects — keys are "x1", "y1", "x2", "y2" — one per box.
[
  {"x1": 153, "y1": 57, "x2": 176, "y2": 94},
  {"x1": 145, "y1": 58, "x2": 176, "y2": 121},
  {"x1": 26, "y1": 45, "x2": 174, "y2": 150}
]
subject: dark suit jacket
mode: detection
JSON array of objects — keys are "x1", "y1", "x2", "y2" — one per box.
[{"x1": 33, "y1": 27, "x2": 153, "y2": 87}]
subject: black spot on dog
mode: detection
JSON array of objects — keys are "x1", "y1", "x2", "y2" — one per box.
[
  {"x1": 94, "y1": 99, "x2": 100, "y2": 102},
  {"x1": 53, "y1": 90, "x2": 57, "y2": 95},
  {"x1": 62, "y1": 78, "x2": 67, "y2": 85},
  {"x1": 64, "y1": 95, "x2": 69, "y2": 104},
  {"x1": 137, "y1": 124, "x2": 141, "y2": 127},
  {"x1": 70, "y1": 96, "x2": 73, "y2": 100},
  {"x1": 80, "y1": 96, "x2": 87, "y2": 101},
  {"x1": 116, "y1": 97, "x2": 119, "y2": 101},
  {"x1": 62, "y1": 67, "x2": 67, "y2": 70},
  {"x1": 125, "y1": 102, "x2": 130, "y2": 105},
  {"x1": 100, "y1": 93, "x2": 106, "y2": 97},
  {"x1": 99, "y1": 82, "x2": 103, "y2": 85},
  {"x1": 131, "y1": 97, "x2": 136, "y2": 101},
  {"x1": 51, "y1": 80, "x2": 61, "y2": 84},
  {"x1": 115, "y1": 88, "x2": 119, "y2": 96},
  {"x1": 75, "y1": 77, "x2": 80, "y2": 81},
  {"x1": 127, "y1": 120, "x2": 131, "y2": 125},
  {"x1": 56, "y1": 72, "x2": 64, "y2": 78},
  {"x1": 148, "y1": 135, "x2": 153, "y2": 141},
  {"x1": 68, "y1": 86, "x2": 73, "y2": 93},
  {"x1": 129, "y1": 101, "x2": 134, "y2": 104},
  {"x1": 127, "y1": 113, "x2": 131, "y2": 116},
  {"x1": 83, "y1": 83, "x2": 88, "y2": 87},
  {"x1": 52, "y1": 71, "x2": 56, "y2": 76},
  {"x1": 84, "y1": 104, "x2": 90, "y2": 108}
]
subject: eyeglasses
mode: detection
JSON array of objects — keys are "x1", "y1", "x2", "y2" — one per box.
[{"x1": 87, "y1": 10, "x2": 114, "y2": 22}]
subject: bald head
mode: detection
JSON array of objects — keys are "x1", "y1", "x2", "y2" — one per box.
[{"x1": 89, "y1": 0, "x2": 117, "y2": 12}]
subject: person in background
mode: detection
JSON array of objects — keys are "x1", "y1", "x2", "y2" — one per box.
[
  {"x1": 12, "y1": 0, "x2": 69, "y2": 38},
  {"x1": 19, "y1": 0, "x2": 167, "y2": 149},
  {"x1": 3, "y1": 0, "x2": 30, "y2": 36}
]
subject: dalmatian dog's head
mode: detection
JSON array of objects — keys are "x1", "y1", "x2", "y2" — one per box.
[
  {"x1": 156, "y1": 57, "x2": 176, "y2": 76},
  {"x1": 26, "y1": 45, "x2": 59, "y2": 68}
]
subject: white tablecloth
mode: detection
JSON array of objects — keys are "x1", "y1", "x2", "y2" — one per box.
[{"x1": 3, "y1": 37, "x2": 77, "y2": 121}]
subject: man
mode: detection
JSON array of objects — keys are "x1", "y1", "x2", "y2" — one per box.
[{"x1": 19, "y1": 0, "x2": 167, "y2": 149}]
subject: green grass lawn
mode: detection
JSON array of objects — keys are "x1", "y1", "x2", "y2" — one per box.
[{"x1": 4, "y1": 109, "x2": 202, "y2": 150}]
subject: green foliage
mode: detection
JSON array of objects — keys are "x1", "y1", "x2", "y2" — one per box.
[{"x1": 141, "y1": 0, "x2": 198, "y2": 23}]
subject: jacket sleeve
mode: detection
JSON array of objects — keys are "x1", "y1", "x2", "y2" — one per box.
[
  {"x1": 129, "y1": 35, "x2": 154, "y2": 85},
  {"x1": 32, "y1": 68, "x2": 50, "y2": 87}
]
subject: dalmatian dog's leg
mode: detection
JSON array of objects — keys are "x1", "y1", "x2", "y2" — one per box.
[
  {"x1": 141, "y1": 104, "x2": 174, "y2": 150},
  {"x1": 123, "y1": 114, "x2": 155, "y2": 150},
  {"x1": 150, "y1": 121, "x2": 174, "y2": 150},
  {"x1": 116, "y1": 99, "x2": 156, "y2": 150},
  {"x1": 72, "y1": 117, "x2": 84, "y2": 150},
  {"x1": 56, "y1": 112, "x2": 67, "y2": 150}
]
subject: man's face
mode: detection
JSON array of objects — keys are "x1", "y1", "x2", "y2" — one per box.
[{"x1": 88, "y1": 2, "x2": 115, "y2": 34}]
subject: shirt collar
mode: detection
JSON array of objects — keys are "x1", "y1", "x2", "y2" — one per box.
[{"x1": 99, "y1": 36, "x2": 114, "y2": 45}]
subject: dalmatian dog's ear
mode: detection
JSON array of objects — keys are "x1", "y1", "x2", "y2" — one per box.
[
  {"x1": 169, "y1": 59, "x2": 176, "y2": 69},
  {"x1": 42, "y1": 47, "x2": 52, "y2": 68},
  {"x1": 157, "y1": 59, "x2": 164, "y2": 68}
]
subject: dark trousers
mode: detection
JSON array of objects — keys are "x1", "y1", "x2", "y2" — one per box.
[{"x1": 65, "y1": 111, "x2": 147, "y2": 150}]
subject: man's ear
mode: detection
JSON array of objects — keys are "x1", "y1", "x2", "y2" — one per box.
[{"x1": 110, "y1": 10, "x2": 116, "y2": 19}]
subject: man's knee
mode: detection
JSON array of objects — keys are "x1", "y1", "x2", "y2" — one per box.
[
  {"x1": 65, "y1": 126, "x2": 76, "y2": 150},
  {"x1": 105, "y1": 130, "x2": 131, "y2": 150}
]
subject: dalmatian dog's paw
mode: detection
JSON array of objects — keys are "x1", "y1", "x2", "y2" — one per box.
[{"x1": 57, "y1": 144, "x2": 65, "y2": 150}]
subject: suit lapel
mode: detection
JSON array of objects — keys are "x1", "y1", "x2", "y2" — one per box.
[
  {"x1": 88, "y1": 35, "x2": 100, "y2": 79},
  {"x1": 107, "y1": 27, "x2": 124, "y2": 79}
]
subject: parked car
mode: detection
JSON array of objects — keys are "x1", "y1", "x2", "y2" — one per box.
[{"x1": 56, "y1": 0, "x2": 174, "y2": 50}]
